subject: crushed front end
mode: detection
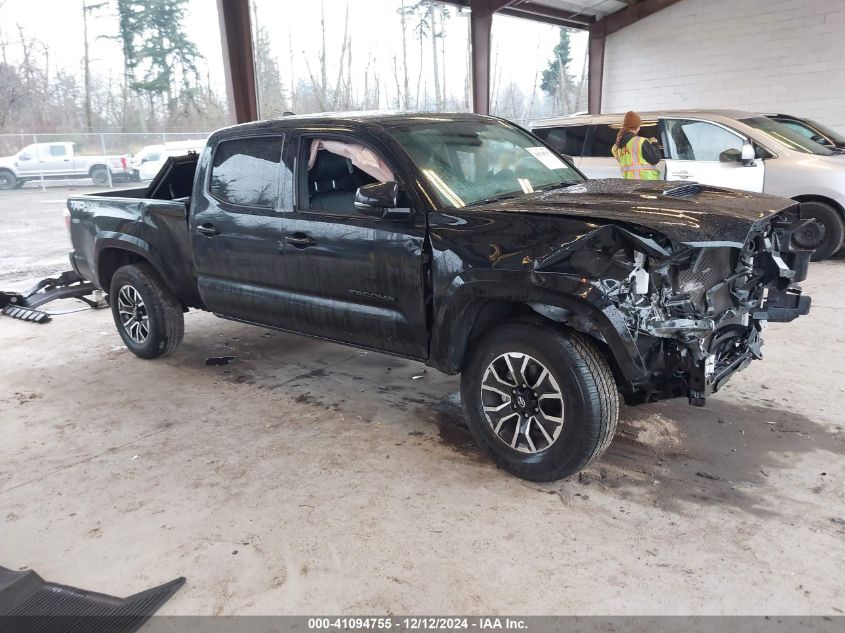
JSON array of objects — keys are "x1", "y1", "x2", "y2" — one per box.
[
  {"x1": 534, "y1": 204, "x2": 813, "y2": 407},
  {"x1": 599, "y1": 212, "x2": 811, "y2": 406}
]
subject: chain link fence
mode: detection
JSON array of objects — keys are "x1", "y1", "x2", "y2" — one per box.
[{"x1": 0, "y1": 132, "x2": 211, "y2": 191}]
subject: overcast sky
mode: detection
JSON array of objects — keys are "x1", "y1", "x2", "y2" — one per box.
[{"x1": 0, "y1": 0, "x2": 587, "y2": 111}]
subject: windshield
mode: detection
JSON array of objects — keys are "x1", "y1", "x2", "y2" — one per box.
[
  {"x1": 740, "y1": 117, "x2": 835, "y2": 155},
  {"x1": 802, "y1": 118, "x2": 845, "y2": 145},
  {"x1": 388, "y1": 119, "x2": 584, "y2": 208}
]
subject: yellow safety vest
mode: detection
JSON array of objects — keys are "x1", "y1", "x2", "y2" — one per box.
[{"x1": 611, "y1": 136, "x2": 660, "y2": 180}]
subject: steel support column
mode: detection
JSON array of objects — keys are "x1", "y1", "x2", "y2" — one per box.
[
  {"x1": 587, "y1": 20, "x2": 606, "y2": 114},
  {"x1": 469, "y1": 1, "x2": 494, "y2": 114},
  {"x1": 216, "y1": 0, "x2": 258, "y2": 123}
]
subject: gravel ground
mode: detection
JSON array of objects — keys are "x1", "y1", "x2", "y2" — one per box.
[
  {"x1": 1, "y1": 187, "x2": 844, "y2": 615},
  {"x1": 0, "y1": 184, "x2": 140, "y2": 288}
]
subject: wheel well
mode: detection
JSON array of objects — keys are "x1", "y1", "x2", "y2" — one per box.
[
  {"x1": 464, "y1": 300, "x2": 534, "y2": 356},
  {"x1": 460, "y1": 299, "x2": 624, "y2": 387},
  {"x1": 792, "y1": 195, "x2": 844, "y2": 218},
  {"x1": 89, "y1": 164, "x2": 108, "y2": 176},
  {"x1": 97, "y1": 248, "x2": 147, "y2": 292}
]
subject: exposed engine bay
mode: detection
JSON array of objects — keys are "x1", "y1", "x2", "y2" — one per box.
[{"x1": 536, "y1": 208, "x2": 812, "y2": 407}]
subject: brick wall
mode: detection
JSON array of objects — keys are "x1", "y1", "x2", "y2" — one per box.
[{"x1": 601, "y1": 0, "x2": 845, "y2": 133}]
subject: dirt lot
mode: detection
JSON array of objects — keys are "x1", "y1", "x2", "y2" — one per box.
[{"x1": 1, "y1": 188, "x2": 844, "y2": 615}]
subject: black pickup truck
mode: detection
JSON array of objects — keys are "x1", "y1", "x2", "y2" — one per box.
[{"x1": 67, "y1": 112, "x2": 811, "y2": 481}]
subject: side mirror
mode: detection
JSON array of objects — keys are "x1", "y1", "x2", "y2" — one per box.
[
  {"x1": 140, "y1": 157, "x2": 149, "y2": 164},
  {"x1": 355, "y1": 181, "x2": 411, "y2": 220},
  {"x1": 741, "y1": 142, "x2": 755, "y2": 163},
  {"x1": 19, "y1": 153, "x2": 31, "y2": 161},
  {"x1": 355, "y1": 181, "x2": 398, "y2": 210}
]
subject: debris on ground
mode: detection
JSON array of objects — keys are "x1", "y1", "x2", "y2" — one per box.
[
  {"x1": 0, "y1": 566, "x2": 184, "y2": 627},
  {"x1": 696, "y1": 471, "x2": 725, "y2": 481},
  {"x1": 205, "y1": 356, "x2": 236, "y2": 366},
  {"x1": 0, "y1": 270, "x2": 101, "y2": 324}
]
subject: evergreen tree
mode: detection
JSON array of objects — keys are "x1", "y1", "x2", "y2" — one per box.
[
  {"x1": 540, "y1": 27, "x2": 577, "y2": 113},
  {"x1": 114, "y1": 0, "x2": 202, "y2": 119}
]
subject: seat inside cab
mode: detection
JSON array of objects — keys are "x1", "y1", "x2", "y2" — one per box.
[{"x1": 307, "y1": 149, "x2": 376, "y2": 213}]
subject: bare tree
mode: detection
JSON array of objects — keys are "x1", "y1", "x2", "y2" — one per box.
[
  {"x1": 428, "y1": 2, "x2": 441, "y2": 108},
  {"x1": 405, "y1": 1, "x2": 450, "y2": 110},
  {"x1": 330, "y1": 2, "x2": 350, "y2": 110},
  {"x1": 398, "y1": 0, "x2": 410, "y2": 108},
  {"x1": 82, "y1": 1, "x2": 107, "y2": 132}
]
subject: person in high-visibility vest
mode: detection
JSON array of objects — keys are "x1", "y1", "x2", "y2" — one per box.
[{"x1": 611, "y1": 111, "x2": 661, "y2": 180}]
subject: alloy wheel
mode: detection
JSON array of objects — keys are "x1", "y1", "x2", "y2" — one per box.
[
  {"x1": 117, "y1": 284, "x2": 150, "y2": 344},
  {"x1": 480, "y1": 352, "x2": 565, "y2": 454}
]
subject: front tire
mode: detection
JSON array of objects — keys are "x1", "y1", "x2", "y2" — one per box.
[
  {"x1": 461, "y1": 320, "x2": 619, "y2": 482},
  {"x1": 109, "y1": 263, "x2": 184, "y2": 359},
  {"x1": 796, "y1": 201, "x2": 844, "y2": 261}
]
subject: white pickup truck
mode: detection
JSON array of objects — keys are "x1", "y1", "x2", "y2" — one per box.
[
  {"x1": 130, "y1": 139, "x2": 207, "y2": 181},
  {"x1": 0, "y1": 142, "x2": 133, "y2": 190}
]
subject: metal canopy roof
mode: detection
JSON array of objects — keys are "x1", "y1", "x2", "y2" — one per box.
[
  {"x1": 445, "y1": 0, "x2": 638, "y2": 29},
  {"x1": 512, "y1": 0, "x2": 632, "y2": 20}
]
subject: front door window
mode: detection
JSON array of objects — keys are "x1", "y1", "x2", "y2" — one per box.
[
  {"x1": 302, "y1": 138, "x2": 395, "y2": 215},
  {"x1": 664, "y1": 119, "x2": 743, "y2": 161}
]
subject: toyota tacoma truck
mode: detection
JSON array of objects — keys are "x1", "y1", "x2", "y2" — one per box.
[
  {"x1": 66, "y1": 113, "x2": 812, "y2": 481},
  {"x1": 0, "y1": 141, "x2": 133, "y2": 190}
]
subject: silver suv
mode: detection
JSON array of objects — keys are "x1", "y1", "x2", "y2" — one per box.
[{"x1": 531, "y1": 109, "x2": 845, "y2": 260}]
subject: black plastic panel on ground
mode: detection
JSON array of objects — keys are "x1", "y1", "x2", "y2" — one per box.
[{"x1": 0, "y1": 566, "x2": 185, "y2": 633}]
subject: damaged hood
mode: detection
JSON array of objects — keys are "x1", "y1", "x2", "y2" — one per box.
[{"x1": 471, "y1": 179, "x2": 796, "y2": 246}]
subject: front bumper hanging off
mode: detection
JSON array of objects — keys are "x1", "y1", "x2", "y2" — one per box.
[{"x1": 0, "y1": 270, "x2": 101, "y2": 323}]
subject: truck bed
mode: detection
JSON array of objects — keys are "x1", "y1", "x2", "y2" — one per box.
[{"x1": 67, "y1": 154, "x2": 202, "y2": 307}]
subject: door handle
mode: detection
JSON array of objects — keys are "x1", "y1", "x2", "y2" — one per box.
[
  {"x1": 197, "y1": 223, "x2": 220, "y2": 236},
  {"x1": 670, "y1": 171, "x2": 691, "y2": 179},
  {"x1": 285, "y1": 233, "x2": 316, "y2": 248}
]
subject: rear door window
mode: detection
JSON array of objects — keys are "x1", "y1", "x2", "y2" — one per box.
[
  {"x1": 49, "y1": 145, "x2": 67, "y2": 157},
  {"x1": 586, "y1": 120, "x2": 661, "y2": 157},
  {"x1": 587, "y1": 124, "x2": 617, "y2": 157},
  {"x1": 533, "y1": 125, "x2": 588, "y2": 157},
  {"x1": 209, "y1": 136, "x2": 283, "y2": 209}
]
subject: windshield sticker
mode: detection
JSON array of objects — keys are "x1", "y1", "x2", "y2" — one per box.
[
  {"x1": 525, "y1": 146, "x2": 568, "y2": 170},
  {"x1": 518, "y1": 178, "x2": 534, "y2": 194}
]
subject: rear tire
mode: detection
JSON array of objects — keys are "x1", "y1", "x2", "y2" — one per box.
[
  {"x1": 461, "y1": 320, "x2": 619, "y2": 482},
  {"x1": 796, "y1": 201, "x2": 844, "y2": 261},
  {"x1": 91, "y1": 166, "x2": 110, "y2": 186},
  {"x1": 0, "y1": 170, "x2": 16, "y2": 190},
  {"x1": 109, "y1": 262, "x2": 184, "y2": 359}
]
